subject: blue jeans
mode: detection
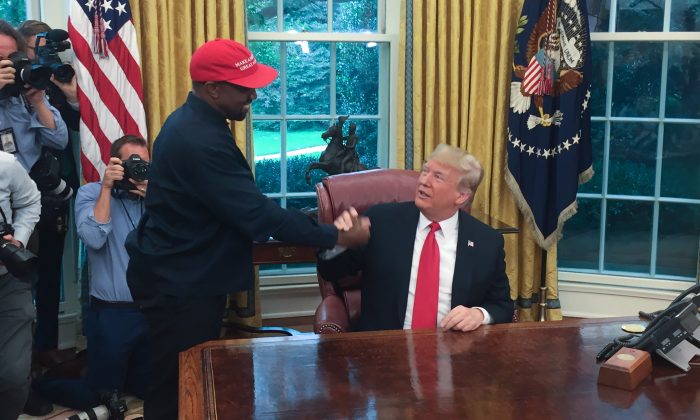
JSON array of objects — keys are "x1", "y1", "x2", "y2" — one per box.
[{"x1": 33, "y1": 302, "x2": 149, "y2": 410}]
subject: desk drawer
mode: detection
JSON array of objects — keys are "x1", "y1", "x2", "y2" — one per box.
[{"x1": 252, "y1": 242, "x2": 316, "y2": 265}]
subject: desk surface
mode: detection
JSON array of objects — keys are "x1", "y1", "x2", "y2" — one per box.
[{"x1": 180, "y1": 318, "x2": 700, "y2": 419}]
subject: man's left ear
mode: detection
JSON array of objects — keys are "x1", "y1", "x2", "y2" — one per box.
[
  {"x1": 455, "y1": 190, "x2": 470, "y2": 208},
  {"x1": 204, "y1": 82, "x2": 220, "y2": 99}
]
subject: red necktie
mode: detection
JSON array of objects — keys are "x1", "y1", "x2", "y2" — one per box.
[{"x1": 412, "y1": 221, "x2": 441, "y2": 328}]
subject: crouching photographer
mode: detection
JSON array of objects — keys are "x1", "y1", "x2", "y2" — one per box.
[
  {"x1": 33, "y1": 135, "x2": 150, "y2": 414},
  {"x1": 0, "y1": 150, "x2": 42, "y2": 420}
]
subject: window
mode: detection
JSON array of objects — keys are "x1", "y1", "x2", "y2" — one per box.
[
  {"x1": 558, "y1": 0, "x2": 700, "y2": 286},
  {"x1": 246, "y1": 0, "x2": 397, "y2": 277},
  {"x1": 0, "y1": 0, "x2": 27, "y2": 25}
]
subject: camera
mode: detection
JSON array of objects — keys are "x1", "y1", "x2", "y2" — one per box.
[
  {"x1": 30, "y1": 149, "x2": 73, "y2": 233},
  {"x1": 114, "y1": 154, "x2": 150, "y2": 191},
  {"x1": 0, "y1": 29, "x2": 73, "y2": 98},
  {"x1": 34, "y1": 29, "x2": 75, "y2": 84},
  {"x1": 30, "y1": 149, "x2": 74, "y2": 202},
  {"x1": 66, "y1": 390, "x2": 129, "y2": 420},
  {"x1": 0, "y1": 51, "x2": 53, "y2": 97},
  {"x1": 0, "y1": 217, "x2": 38, "y2": 277}
]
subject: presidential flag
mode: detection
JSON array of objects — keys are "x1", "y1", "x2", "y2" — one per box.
[
  {"x1": 68, "y1": 0, "x2": 147, "y2": 182},
  {"x1": 505, "y1": 0, "x2": 593, "y2": 250}
]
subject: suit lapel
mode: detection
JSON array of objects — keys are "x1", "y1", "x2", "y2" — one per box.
[
  {"x1": 395, "y1": 204, "x2": 420, "y2": 323},
  {"x1": 451, "y1": 211, "x2": 475, "y2": 307}
]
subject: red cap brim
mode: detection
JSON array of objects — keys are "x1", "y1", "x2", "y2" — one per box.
[{"x1": 227, "y1": 63, "x2": 279, "y2": 89}]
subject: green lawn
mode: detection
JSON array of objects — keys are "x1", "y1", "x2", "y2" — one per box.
[{"x1": 253, "y1": 130, "x2": 326, "y2": 156}]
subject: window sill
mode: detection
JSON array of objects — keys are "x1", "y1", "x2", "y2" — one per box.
[{"x1": 558, "y1": 271, "x2": 695, "y2": 318}]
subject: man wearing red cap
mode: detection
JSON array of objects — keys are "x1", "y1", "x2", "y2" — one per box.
[{"x1": 125, "y1": 39, "x2": 370, "y2": 419}]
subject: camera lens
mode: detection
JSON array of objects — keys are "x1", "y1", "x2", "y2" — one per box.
[
  {"x1": 52, "y1": 63, "x2": 75, "y2": 83},
  {"x1": 26, "y1": 65, "x2": 53, "y2": 90},
  {"x1": 130, "y1": 164, "x2": 149, "y2": 181}
]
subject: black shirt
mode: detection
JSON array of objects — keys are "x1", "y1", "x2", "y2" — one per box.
[{"x1": 126, "y1": 92, "x2": 337, "y2": 298}]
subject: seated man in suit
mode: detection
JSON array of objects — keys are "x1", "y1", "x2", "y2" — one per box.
[{"x1": 319, "y1": 144, "x2": 513, "y2": 332}]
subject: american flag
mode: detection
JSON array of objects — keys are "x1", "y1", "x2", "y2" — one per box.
[
  {"x1": 522, "y1": 55, "x2": 553, "y2": 96},
  {"x1": 68, "y1": 0, "x2": 147, "y2": 182}
]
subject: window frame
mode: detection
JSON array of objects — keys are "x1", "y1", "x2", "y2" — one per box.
[
  {"x1": 558, "y1": 0, "x2": 700, "y2": 293},
  {"x1": 248, "y1": 0, "x2": 400, "y2": 282}
]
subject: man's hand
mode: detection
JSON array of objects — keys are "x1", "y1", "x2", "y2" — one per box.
[
  {"x1": 440, "y1": 305, "x2": 484, "y2": 332},
  {"x1": 50, "y1": 73, "x2": 79, "y2": 104},
  {"x1": 102, "y1": 157, "x2": 125, "y2": 190},
  {"x1": 23, "y1": 87, "x2": 46, "y2": 106},
  {"x1": 334, "y1": 207, "x2": 358, "y2": 231},
  {"x1": 0, "y1": 59, "x2": 15, "y2": 90},
  {"x1": 335, "y1": 208, "x2": 370, "y2": 248},
  {"x1": 129, "y1": 179, "x2": 148, "y2": 198},
  {"x1": 2, "y1": 234, "x2": 22, "y2": 248}
]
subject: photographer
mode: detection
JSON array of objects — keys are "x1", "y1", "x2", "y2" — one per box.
[
  {"x1": 0, "y1": 20, "x2": 68, "y2": 172},
  {"x1": 16, "y1": 20, "x2": 80, "y2": 363},
  {"x1": 0, "y1": 150, "x2": 41, "y2": 420},
  {"x1": 33, "y1": 135, "x2": 149, "y2": 411},
  {"x1": 19, "y1": 20, "x2": 80, "y2": 131}
]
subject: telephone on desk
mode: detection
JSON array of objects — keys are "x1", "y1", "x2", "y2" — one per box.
[{"x1": 597, "y1": 283, "x2": 700, "y2": 372}]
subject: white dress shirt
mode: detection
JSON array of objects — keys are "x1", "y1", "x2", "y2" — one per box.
[{"x1": 402, "y1": 211, "x2": 491, "y2": 329}]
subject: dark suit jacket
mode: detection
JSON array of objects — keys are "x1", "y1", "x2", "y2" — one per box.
[{"x1": 318, "y1": 201, "x2": 513, "y2": 331}]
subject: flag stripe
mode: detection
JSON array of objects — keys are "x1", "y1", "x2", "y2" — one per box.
[
  {"x1": 72, "y1": 55, "x2": 125, "y2": 141},
  {"x1": 77, "y1": 84, "x2": 117, "y2": 162},
  {"x1": 109, "y1": 30, "x2": 144, "y2": 102},
  {"x1": 69, "y1": 0, "x2": 147, "y2": 183},
  {"x1": 68, "y1": 20, "x2": 142, "y2": 135}
]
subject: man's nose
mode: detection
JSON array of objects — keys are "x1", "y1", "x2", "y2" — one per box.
[{"x1": 250, "y1": 89, "x2": 257, "y2": 100}]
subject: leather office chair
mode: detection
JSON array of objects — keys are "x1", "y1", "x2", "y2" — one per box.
[{"x1": 314, "y1": 168, "x2": 420, "y2": 333}]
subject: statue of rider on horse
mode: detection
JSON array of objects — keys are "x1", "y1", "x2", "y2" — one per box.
[{"x1": 305, "y1": 116, "x2": 367, "y2": 183}]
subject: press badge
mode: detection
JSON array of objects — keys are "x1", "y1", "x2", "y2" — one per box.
[{"x1": 0, "y1": 127, "x2": 17, "y2": 154}]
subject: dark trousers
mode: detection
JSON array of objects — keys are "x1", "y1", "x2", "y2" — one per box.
[
  {"x1": 33, "y1": 225, "x2": 66, "y2": 351},
  {"x1": 0, "y1": 272, "x2": 34, "y2": 420},
  {"x1": 33, "y1": 302, "x2": 149, "y2": 410},
  {"x1": 141, "y1": 295, "x2": 227, "y2": 420}
]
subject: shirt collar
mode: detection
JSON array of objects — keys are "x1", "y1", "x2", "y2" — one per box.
[{"x1": 417, "y1": 210, "x2": 459, "y2": 237}]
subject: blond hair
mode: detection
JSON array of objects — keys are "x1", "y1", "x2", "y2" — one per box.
[{"x1": 428, "y1": 144, "x2": 484, "y2": 206}]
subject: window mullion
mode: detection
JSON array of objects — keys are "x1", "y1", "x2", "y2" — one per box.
[
  {"x1": 650, "y1": 39, "x2": 672, "y2": 277},
  {"x1": 280, "y1": 41, "x2": 288, "y2": 210},
  {"x1": 330, "y1": 41, "x2": 337, "y2": 119}
]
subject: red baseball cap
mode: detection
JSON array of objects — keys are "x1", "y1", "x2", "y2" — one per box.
[{"x1": 189, "y1": 39, "x2": 278, "y2": 88}]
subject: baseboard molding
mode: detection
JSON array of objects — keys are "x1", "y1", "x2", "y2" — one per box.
[
  {"x1": 559, "y1": 281, "x2": 680, "y2": 318},
  {"x1": 259, "y1": 277, "x2": 688, "y2": 320},
  {"x1": 260, "y1": 283, "x2": 321, "y2": 319},
  {"x1": 57, "y1": 312, "x2": 78, "y2": 350}
]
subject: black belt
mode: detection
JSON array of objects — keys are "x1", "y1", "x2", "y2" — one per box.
[{"x1": 90, "y1": 296, "x2": 139, "y2": 309}]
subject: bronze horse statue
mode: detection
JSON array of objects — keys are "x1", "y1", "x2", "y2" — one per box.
[{"x1": 305, "y1": 116, "x2": 367, "y2": 183}]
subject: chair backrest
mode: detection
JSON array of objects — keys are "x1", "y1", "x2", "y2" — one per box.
[
  {"x1": 315, "y1": 169, "x2": 420, "y2": 328},
  {"x1": 316, "y1": 168, "x2": 420, "y2": 224}
]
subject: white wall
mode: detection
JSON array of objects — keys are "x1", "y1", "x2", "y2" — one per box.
[{"x1": 27, "y1": 0, "x2": 70, "y2": 30}]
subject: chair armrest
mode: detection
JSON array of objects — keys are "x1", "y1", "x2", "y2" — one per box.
[{"x1": 314, "y1": 294, "x2": 350, "y2": 334}]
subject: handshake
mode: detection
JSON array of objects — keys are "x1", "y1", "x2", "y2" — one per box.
[{"x1": 334, "y1": 207, "x2": 371, "y2": 249}]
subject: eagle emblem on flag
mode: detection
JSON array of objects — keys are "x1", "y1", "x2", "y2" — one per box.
[{"x1": 510, "y1": 0, "x2": 586, "y2": 130}]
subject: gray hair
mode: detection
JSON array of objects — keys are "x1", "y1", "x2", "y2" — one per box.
[{"x1": 428, "y1": 144, "x2": 484, "y2": 207}]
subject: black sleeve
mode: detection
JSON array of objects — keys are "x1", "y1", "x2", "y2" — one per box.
[
  {"x1": 47, "y1": 86, "x2": 80, "y2": 131},
  {"x1": 178, "y1": 132, "x2": 338, "y2": 249},
  {"x1": 317, "y1": 246, "x2": 366, "y2": 283}
]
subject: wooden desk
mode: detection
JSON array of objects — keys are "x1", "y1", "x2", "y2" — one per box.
[{"x1": 180, "y1": 318, "x2": 700, "y2": 419}]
